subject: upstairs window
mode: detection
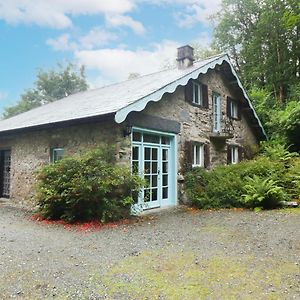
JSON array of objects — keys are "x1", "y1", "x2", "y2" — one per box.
[
  {"x1": 185, "y1": 80, "x2": 209, "y2": 108},
  {"x1": 51, "y1": 148, "x2": 64, "y2": 163},
  {"x1": 192, "y1": 81, "x2": 203, "y2": 105},
  {"x1": 227, "y1": 97, "x2": 241, "y2": 120}
]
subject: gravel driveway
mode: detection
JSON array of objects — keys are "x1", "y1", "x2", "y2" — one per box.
[{"x1": 0, "y1": 204, "x2": 300, "y2": 299}]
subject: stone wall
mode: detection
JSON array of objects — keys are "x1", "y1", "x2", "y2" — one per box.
[
  {"x1": 0, "y1": 120, "x2": 130, "y2": 207},
  {"x1": 0, "y1": 68, "x2": 261, "y2": 208},
  {"x1": 143, "y1": 68, "x2": 259, "y2": 169}
]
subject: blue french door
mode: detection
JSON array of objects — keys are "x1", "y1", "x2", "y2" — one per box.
[
  {"x1": 213, "y1": 93, "x2": 221, "y2": 133},
  {"x1": 131, "y1": 130, "x2": 174, "y2": 210}
]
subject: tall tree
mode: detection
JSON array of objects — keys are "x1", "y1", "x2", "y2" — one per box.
[
  {"x1": 213, "y1": 0, "x2": 300, "y2": 103},
  {"x1": 3, "y1": 63, "x2": 89, "y2": 119}
]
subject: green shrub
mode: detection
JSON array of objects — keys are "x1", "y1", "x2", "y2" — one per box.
[
  {"x1": 36, "y1": 147, "x2": 143, "y2": 223},
  {"x1": 284, "y1": 158, "x2": 300, "y2": 200},
  {"x1": 184, "y1": 156, "x2": 286, "y2": 209},
  {"x1": 260, "y1": 140, "x2": 298, "y2": 166},
  {"x1": 242, "y1": 175, "x2": 288, "y2": 209}
]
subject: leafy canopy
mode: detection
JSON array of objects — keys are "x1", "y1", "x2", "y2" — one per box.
[{"x1": 3, "y1": 63, "x2": 88, "y2": 119}]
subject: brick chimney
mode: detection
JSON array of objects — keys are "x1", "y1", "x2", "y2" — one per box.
[{"x1": 177, "y1": 45, "x2": 194, "y2": 69}]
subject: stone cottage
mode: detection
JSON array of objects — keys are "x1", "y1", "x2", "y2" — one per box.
[{"x1": 0, "y1": 45, "x2": 266, "y2": 210}]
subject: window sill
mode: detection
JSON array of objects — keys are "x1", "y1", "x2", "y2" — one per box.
[{"x1": 191, "y1": 103, "x2": 208, "y2": 109}]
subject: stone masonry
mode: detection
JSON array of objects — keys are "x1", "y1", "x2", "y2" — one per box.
[{"x1": 0, "y1": 67, "x2": 259, "y2": 208}]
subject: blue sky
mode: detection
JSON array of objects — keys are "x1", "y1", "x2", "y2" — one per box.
[{"x1": 0, "y1": 0, "x2": 221, "y2": 113}]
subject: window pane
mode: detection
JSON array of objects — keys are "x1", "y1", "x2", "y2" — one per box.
[
  {"x1": 162, "y1": 149, "x2": 168, "y2": 161},
  {"x1": 162, "y1": 187, "x2": 168, "y2": 199},
  {"x1": 144, "y1": 148, "x2": 151, "y2": 160},
  {"x1": 144, "y1": 189, "x2": 150, "y2": 202},
  {"x1": 151, "y1": 188, "x2": 158, "y2": 201},
  {"x1": 163, "y1": 174, "x2": 168, "y2": 186},
  {"x1": 152, "y1": 175, "x2": 158, "y2": 187},
  {"x1": 52, "y1": 148, "x2": 64, "y2": 162},
  {"x1": 132, "y1": 161, "x2": 139, "y2": 174},
  {"x1": 163, "y1": 162, "x2": 168, "y2": 173},
  {"x1": 145, "y1": 175, "x2": 151, "y2": 185},
  {"x1": 144, "y1": 162, "x2": 151, "y2": 174},
  {"x1": 152, "y1": 148, "x2": 158, "y2": 160},
  {"x1": 194, "y1": 83, "x2": 199, "y2": 104},
  {"x1": 152, "y1": 162, "x2": 158, "y2": 173},
  {"x1": 133, "y1": 131, "x2": 141, "y2": 141},
  {"x1": 132, "y1": 146, "x2": 139, "y2": 160},
  {"x1": 143, "y1": 134, "x2": 160, "y2": 144},
  {"x1": 161, "y1": 136, "x2": 170, "y2": 145}
]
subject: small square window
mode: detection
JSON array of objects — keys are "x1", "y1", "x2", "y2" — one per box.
[
  {"x1": 192, "y1": 81, "x2": 203, "y2": 105},
  {"x1": 51, "y1": 148, "x2": 64, "y2": 163},
  {"x1": 192, "y1": 143, "x2": 204, "y2": 167}
]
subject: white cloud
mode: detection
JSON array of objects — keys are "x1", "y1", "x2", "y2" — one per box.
[
  {"x1": 0, "y1": 0, "x2": 135, "y2": 29},
  {"x1": 105, "y1": 14, "x2": 145, "y2": 35},
  {"x1": 46, "y1": 34, "x2": 77, "y2": 51},
  {"x1": 79, "y1": 28, "x2": 118, "y2": 49},
  {"x1": 47, "y1": 28, "x2": 118, "y2": 52},
  {"x1": 175, "y1": 0, "x2": 221, "y2": 27},
  {"x1": 75, "y1": 40, "x2": 179, "y2": 86},
  {"x1": 142, "y1": 0, "x2": 221, "y2": 27}
]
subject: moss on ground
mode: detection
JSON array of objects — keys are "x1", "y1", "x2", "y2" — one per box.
[{"x1": 95, "y1": 248, "x2": 299, "y2": 300}]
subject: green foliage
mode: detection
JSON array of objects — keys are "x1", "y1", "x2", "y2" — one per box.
[
  {"x1": 284, "y1": 158, "x2": 300, "y2": 200},
  {"x1": 36, "y1": 147, "x2": 143, "y2": 223},
  {"x1": 213, "y1": 0, "x2": 299, "y2": 103},
  {"x1": 242, "y1": 175, "x2": 287, "y2": 209},
  {"x1": 185, "y1": 156, "x2": 284, "y2": 209},
  {"x1": 260, "y1": 140, "x2": 298, "y2": 165},
  {"x1": 3, "y1": 63, "x2": 88, "y2": 119}
]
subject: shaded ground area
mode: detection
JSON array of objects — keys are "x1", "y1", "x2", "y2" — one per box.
[{"x1": 0, "y1": 204, "x2": 300, "y2": 299}]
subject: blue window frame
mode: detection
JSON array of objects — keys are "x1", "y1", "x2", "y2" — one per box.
[{"x1": 50, "y1": 148, "x2": 64, "y2": 163}]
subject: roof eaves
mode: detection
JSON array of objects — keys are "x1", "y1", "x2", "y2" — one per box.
[
  {"x1": 114, "y1": 54, "x2": 228, "y2": 124},
  {"x1": 115, "y1": 54, "x2": 267, "y2": 140}
]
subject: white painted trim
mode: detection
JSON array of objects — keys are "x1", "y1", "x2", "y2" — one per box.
[
  {"x1": 114, "y1": 54, "x2": 266, "y2": 139},
  {"x1": 115, "y1": 55, "x2": 227, "y2": 124}
]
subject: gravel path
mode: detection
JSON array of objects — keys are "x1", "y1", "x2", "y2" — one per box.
[{"x1": 0, "y1": 204, "x2": 300, "y2": 299}]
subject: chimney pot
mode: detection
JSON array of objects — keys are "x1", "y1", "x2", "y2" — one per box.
[{"x1": 177, "y1": 45, "x2": 194, "y2": 69}]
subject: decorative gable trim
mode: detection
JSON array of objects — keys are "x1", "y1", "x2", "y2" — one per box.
[
  {"x1": 115, "y1": 55, "x2": 227, "y2": 124},
  {"x1": 114, "y1": 54, "x2": 266, "y2": 140}
]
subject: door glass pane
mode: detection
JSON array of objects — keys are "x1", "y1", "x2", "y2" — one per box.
[
  {"x1": 132, "y1": 161, "x2": 139, "y2": 174},
  {"x1": 144, "y1": 134, "x2": 160, "y2": 144},
  {"x1": 144, "y1": 162, "x2": 151, "y2": 174},
  {"x1": 152, "y1": 162, "x2": 158, "y2": 173},
  {"x1": 144, "y1": 147, "x2": 151, "y2": 160},
  {"x1": 144, "y1": 189, "x2": 150, "y2": 202},
  {"x1": 133, "y1": 132, "x2": 141, "y2": 142},
  {"x1": 163, "y1": 162, "x2": 168, "y2": 173},
  {"x1": 145, "y1": 175, "x2": 151, "y2": 185},
  {"x1": 162, "y1": 149, "x2": 168, "y2": 160},
  {"x1": 151, "y1": 188, "x2": 158, "y2": 201},
  {"x1": 132, "y1": 146, "x2": 139, "y2": 160},
  {"x1": 152, "y1": 175, "x2": 158, "y2": 187},
  {"x1": 162, "y1": 187, "x2": 168, "y2": 199},
  {"x1": 163, "y1": 174, "x2": 168, "y2": 186},
  {"x1": 152, "y1": 148, "x2": 158, "y2": 160}
]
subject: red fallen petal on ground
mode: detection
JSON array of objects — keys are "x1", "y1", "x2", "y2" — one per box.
[{"x1": 30, "y1": 214, "x2": 139, "y2": 232}]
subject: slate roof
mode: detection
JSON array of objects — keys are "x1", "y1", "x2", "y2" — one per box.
[{"x1": 0, "y1": 54, "x2": 266, "y2": 138}]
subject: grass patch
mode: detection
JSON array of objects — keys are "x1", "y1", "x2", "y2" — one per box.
[{"x1": 94, "y1": 248, "x2": 299, "y2": 299}]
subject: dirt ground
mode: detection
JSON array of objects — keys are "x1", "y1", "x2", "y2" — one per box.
[{"x1": 0, "y1": 204, "x2": 300, "y2": 299}]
